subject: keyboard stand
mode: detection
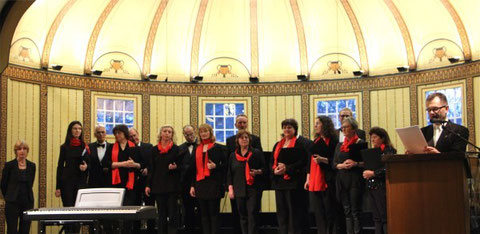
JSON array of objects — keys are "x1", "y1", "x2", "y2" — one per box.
[{"x1": 39, "y1": 220, "x2": 99, "y2": 234}]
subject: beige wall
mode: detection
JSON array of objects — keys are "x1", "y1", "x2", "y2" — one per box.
[
  {"x1": 370, "y1": 88, "x2": 411, "y2": 153},
  {"x1": 475, "y1": 77, "x2": 480, "y2": 149},
  {"x1": 150, "y1": 95, "x2": 191, "y2": 145},
  {"x1": 5, "y1": 80, "x2": 40, "y2": 233}
]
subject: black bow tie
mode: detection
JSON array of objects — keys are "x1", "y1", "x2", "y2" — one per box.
[
  {"x1": 97, "y1": 143, "x2": 106, "y2": 148},
  {"x1": 186, "y1": 142, "x2": 195, "y2": 147}
]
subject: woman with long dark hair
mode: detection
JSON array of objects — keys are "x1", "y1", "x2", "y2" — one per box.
[
  {"x1": 363, "y1": 127, "x2": 396, "y2": 234},
  {"x1": 55, "y1": 120, "x2": 90, "y2": 233},
  {"x1": 305, "y1": 116, "x2": 339, "y2": 234}
]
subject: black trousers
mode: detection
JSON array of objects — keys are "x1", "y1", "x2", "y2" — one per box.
[
  {"x1": 5, "y1": 200, "x2": 33, "y2": 234},
  {"x1": 368, "y1": 188, "x2": 387, "y2": 234},
  {"x1": 134, "y1": 184, "x2": 156, "y2": 233},
  {"x1": 230, "y1": 198, "x2": 242, "y2": 234},
  {"x1": 310, "y1": 190, "x2": 335, "y2": 234},
  {"x1": 235, "y1": 188, "x2": 262, "y2": 234},
  {"x1": 275, "y1": 189, "x2": 306, "y2": 234},
  {"x1": 181, "y1": 189, "x2": 197, "y2": 231},
  {"x1": 337, "y1": 171, "x2": 364, "y2": 234},
  {"x1": 61, "y1": 181, "x2": 80, "y2": 233},
  {"x1": 197, "y1": 198, "x2": 220, "y2": 234},
  {"x1": 155, "y1": 193, "x2": 180, "y2": 234}
]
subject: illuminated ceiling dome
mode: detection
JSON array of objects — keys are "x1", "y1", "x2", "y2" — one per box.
[{"x1": 9, "y1": 0, "x2": 480, "y2": 82}]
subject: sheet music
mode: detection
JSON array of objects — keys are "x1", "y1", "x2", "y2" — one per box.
[{"x1": 396, "y1": 126, "x2": 428, "y2": 154}]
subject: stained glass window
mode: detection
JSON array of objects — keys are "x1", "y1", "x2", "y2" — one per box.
[
  {"x1": 316, "y1": 99, "x2": 357, "y2": 129},
  {"x1": 205, "y1": 103, "x2": 245, "y2": 143},
  {"x1": 96, "y1": 98, "x2": 135, "y2": 134},
  {"x1": 425, "y1": 87, "x2": 463, "y2": 125}
]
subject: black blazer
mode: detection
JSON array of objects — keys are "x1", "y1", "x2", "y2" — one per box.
[
  {"x1": 332, "y1": 139, "x2": 366, "y2": 174},
  {"x1": 270, "y1": 137, "x2": 309, "y2": 190},
  {"x1": 87, "y1": 142, "x2": 110, "y2": 188},
  {"x1": 56, "y1": 144, "x2": 89, "y2": 190},
  {"x1": 421, "y1": 121, "x2": 469, "y2": 152},
  {"x1": 227, "y1": 148, "x2": 266, "y2": 197},
  {"x1": 192, "y1": 143, "x2": 227, "y2": 200},
  {"x1": 137, "y1": 142, "x2": 153, "y2": 187},
  {"x1": 336, "y1": 129, "x2": 366, "y2": 142},
  {"x1": 147, "y1": 144, "x2": 182, "y2": 194},
  {"x1": 102, "y1": 142, "x2": 141, "y2": 189},
  {"x1": 178, "y1": 142, "x2": 197, "y2": 190},
  {"x1": 307, "y1": 137, "x2": 339, "y2": 183},
  {"x1": 226, "y1": 134, "x2": 263, "y2": 157},
  {"x1": 1, "y1": 159, "x2": 35, "y2": 203}
]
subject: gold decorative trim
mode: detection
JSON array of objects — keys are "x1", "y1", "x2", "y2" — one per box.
[
  {"x1": 142, "y1": 0, "x2": 169, "y2": 77},
  {"x1": 289, "y1": 0, "x2": 308, "y2": 75},
  {"x1": 466, "y1": 77, "x2": 475, "y2": 148},
  {"x1": 191, "y1": 96, "x2": 198, "y2": 128},
  {"x1": 84, "y1": 0, "x2": 120, "y2": 74},
  {"x1": 39, "y1": 83, "x2": 48, "y2": 209},
  {"x1": 440, "y1": 0, "x2": 472, "y2": 60},
  {"x1": 301, "y1": 94, "x2": 309, "y2": 138},
  {"x1": 250, "y1": 0, "x2": 259, "y2": 78},
  {"x1": 252, "y1": 95, "x2": 260, "y2": 136},
  {"x1": 339, "y1": 0, "x2": 369, "y2": 74},
  {"x1": 190, "y1": 0, "x2": 209, "y2": 78},
  {"x1": 142, "y1": 94, "x2": 150, "y2": 143},
  {"x1": 384, "y1": 0, "x2": 416, "y2": 70},
  {"x1": 40, "y1": 0, "x2": 77, "y2": 68},
  {"x1": 83, "y1": 89, "x2": 91, "y2": 143},
  {"x1": 362, "y1": 91, "x2": 371, "y2": 138},
  {"x1": 4, "y1": 62, "x2": 480, "y2": 96},
  {"x1": 0, "y1": 74, "x2": 8, "y2": 233},
  {"x1": 410, "y1": 85, "x2": 418, "y2": 125}
]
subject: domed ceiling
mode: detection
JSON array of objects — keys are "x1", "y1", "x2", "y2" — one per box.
[{"x1": 8, "y1": 0, "x2": 480, "y2": 83}]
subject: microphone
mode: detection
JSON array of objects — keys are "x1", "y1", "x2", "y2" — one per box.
[{"x1": 430, "y1": 119, "x2": 447, "y2": 124}]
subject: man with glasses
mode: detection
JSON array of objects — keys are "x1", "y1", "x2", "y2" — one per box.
[
  {"x1": 421, "y1": 92, "x2": 469, "y2": 153},
  {"x1": 178, "y1": 125, "x2": 198, "y2": 232},
  {"x1": 337, "y1": 108, "x2": 366, "y2": 142}
]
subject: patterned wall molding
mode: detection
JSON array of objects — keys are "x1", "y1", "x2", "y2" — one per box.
[
  {"x1": 384, "y1": 0, "x2": 416, "y2": 70},
  {"x1": 189, "y1": 0, "x2": 209, "y2": 78},
  {"x1": 142, "y1": 93, "x2": 150, "y2": 143},
  {"x1": 252, "y1": 95, "x2": 260, "y2": 136},
  {"x1": 301, "y1": 94, "x2": 310, "y2": 138},
  {"x1": 4, "y1": 61, "x2": 480, "y2": 96},
  {"x1": 250, "y1": 0, "x2": 259, "y2": 78},
  {"x1": 339, "y1": 0, "x2": 369, "y2": 74},
  {"x1": 83, "y1": 89, "x2": 91, "y2": 143},
  {"x1": 39, "y1": 83, "x2": 48, "y2": 209},
  {"x1": 289, "y1": 0, "x2": 308, "y2": 75},
  {"x1": 40, "y1": 0, "x2": 77, "y2": 68},
  {"x1": 440, "y1": 0, "x2": 472, "y2": 61},
  {"x1": 142, "y1": 0, "x2": 169, "y2": 77},
  {"x1": 191, "y1": 96, "x2": 198, "y2": 128},
  {"x1": 466, "y1": 76, "x2": 475, "y2": 147},
  {"x1": 362, "y1": 91, "x2": 371, "y2": 136},
  {"x1": 0, "y1": 74, "x2": 8, "y2": 232},
  {"x1": 409, "y1": 85, "x2": 418, "y2": 125},
  {"x1": 84, "y1": 0, "x2": 120, "y2": 74}
]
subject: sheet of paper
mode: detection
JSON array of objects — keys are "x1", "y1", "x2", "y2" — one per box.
[{"x1": 395, "y1": 126, "x2": 428, "y2": 154}]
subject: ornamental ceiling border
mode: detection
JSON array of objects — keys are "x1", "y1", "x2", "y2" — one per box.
[{"x1": 3, "y1": 62, "x2": 480, "y2": 96}]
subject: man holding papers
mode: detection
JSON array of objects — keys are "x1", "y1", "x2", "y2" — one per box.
[{"x1": 421, "y1": 92, "x2": 469, "y2": 153}]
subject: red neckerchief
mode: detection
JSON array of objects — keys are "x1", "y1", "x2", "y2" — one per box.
[
  {"x1": 380, "y1": 144, "x2": 386, "y2": 152},
  {"x1": 272, "y1": 136, "x2": 297, "y2": 180},
  {"x1": 340, "y1": 134, "x2": 359, "y2": 153},
  {"x1": 112, "y1": 140, "x2": 136, "y2": 190},
  {"x1": 157, "y1": 141, "x2": 173, "y2": 154},
  {"x1": 70, "y1": 138, "x2": 90, "y2": 155},
  {"x1": 235, "y1": 149, "x2": 254, "y2": 185},
  {"x1": 195, "y1": 139, "x2": 214, "y2": 181},
  {"x1": 309, "y1": 137, "x2": 329, "y2": 191},
  {"x1": 314, "y1": 137, "x2": 330, "y2": 147}
]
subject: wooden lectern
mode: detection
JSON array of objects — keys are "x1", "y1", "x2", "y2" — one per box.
[{"x1": 383, "y1": 153, "x2": 469, "y2": 234}]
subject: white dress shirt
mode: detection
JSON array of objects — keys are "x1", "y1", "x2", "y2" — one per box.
[{"x1": 97, "y1": 142, "x2": 107, "y2": 163}]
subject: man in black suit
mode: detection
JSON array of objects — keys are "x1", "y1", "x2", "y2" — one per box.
[
  {"x1": 336, "y1": 108, "x2": 366, "y2": 142},
  {"x1": 225, "y1": 114, "x2": 263, "y2": 234},
  {"x1": 178, "y1": 125, "x2": 198, "y2": 232},
  {"x1": 88, "y1": 126, "x2": 109, "y2": 188},
  {"x1": 129, "y1": 127, "x2": 154, "y2": 233},
  {"x1": 421, "y1": 92, "x2": 469, "y2": 153}
]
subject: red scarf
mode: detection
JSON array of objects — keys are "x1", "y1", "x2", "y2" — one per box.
[
  {"x1": 195, "y1": 139, "x2": 214, "y2": 181},
  {"x1": 235, "y1": 149, "x2": 254, "y2": 185},
  {"x1": 309, "y1": 137, "x2": 329, "y2": 192},
  {"x1": 157, "y1": 141, "x2": 173, "y2": 154},
  {"x1": 380, "y1": 144, "x2": 386, "y2": 152},
  {"x1": 272, "y1": 136, "x2": 297, "y2": 180},
  {"x1": 70, "y1": 138, "x2": 90, "y2": 155},
  {"x1": 314, "y1": 136, "x2": 330, "y2": 146},
  {"x1": 111, "y1": 140, "x2": 136, "y2": 190},
  {"x1": 340, "y1": 134, "x2": 359, "y2": 153}
]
